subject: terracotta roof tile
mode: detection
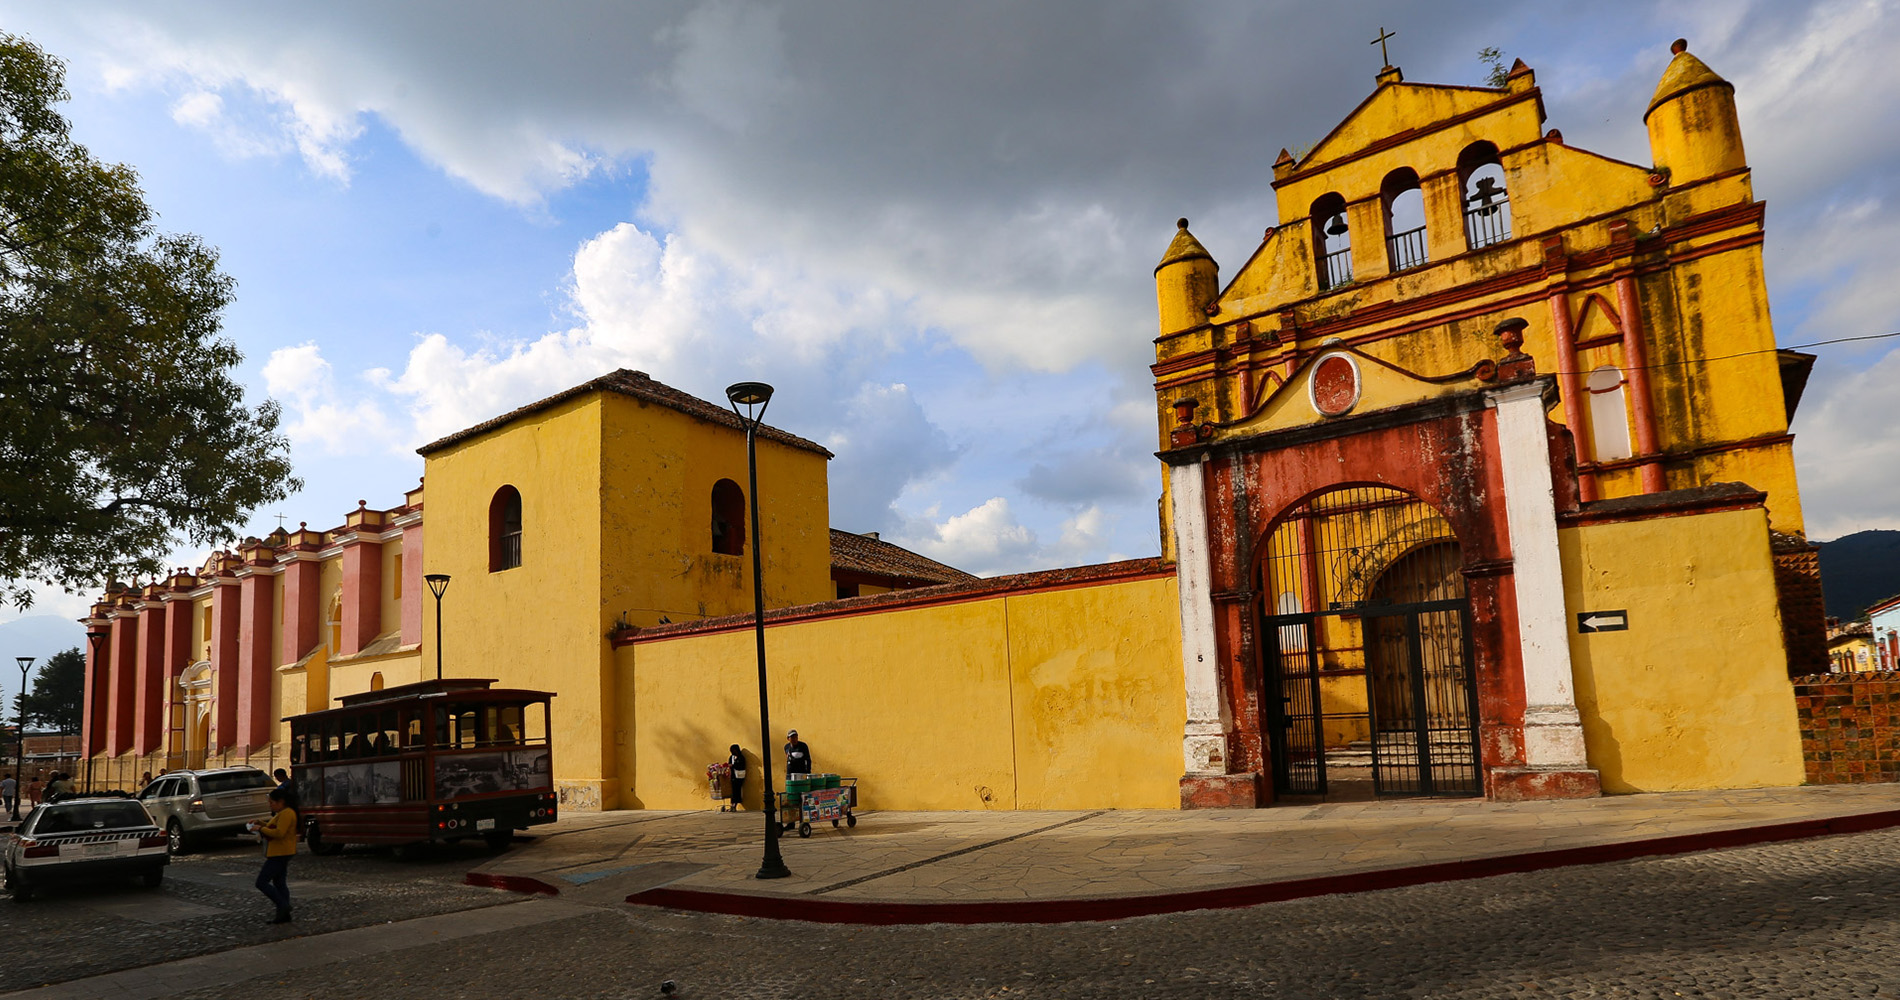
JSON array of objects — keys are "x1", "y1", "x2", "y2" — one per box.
[
  {"x1": 416, "y1": 368, "x2": 833, "y2": 458},
  {"x1": 829, "y1": 530, "x2": 977, "y2": 587}
]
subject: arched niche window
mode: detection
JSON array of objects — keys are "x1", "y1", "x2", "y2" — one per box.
[
  {"x1": 1382, "y1": 168, "x2": 1428, "y2": 272},
  {"x1": 710, "y1": 479, "x2": 745, "y2": 556},
  {"x1": 369, "y1": 672, "x2": 385, "y2": 691},
  {"x1": 489, "y1": 486, "x2": 523, "y2": 572},
  {"x1": 1586, "y1": 366, "x2": 1633, "y2": 462},
  {"x1": 1311, "y1": 192, "x2": 1351, "y2": 291},
  {"x1": 1459, "y1": 142, "x2": 1511, "y2": 249}
]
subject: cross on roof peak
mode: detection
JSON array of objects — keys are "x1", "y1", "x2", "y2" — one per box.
[{"x1": 1371, "y1": 26, "x2": 1397, "y2": 69}]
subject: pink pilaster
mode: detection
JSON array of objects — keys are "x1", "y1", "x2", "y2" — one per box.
[
  {"x1": 236, "y1": 541, "x2": 278, "y2": 749},
  {"x1": 208, "y1": 559, "x2": 242, "y2": 751},
  {"x1": 340, "y1": 502, "x2": 389, "y2": 655},
  {"x1": 132, "y1": 590, "x2": 166, "y2": 754},
  {"x1": 106, "y1": 607, "x2": 138, "y2": 756},
  {"x1": 278, "y1": 525, "x2": 325, "y2": 667}
]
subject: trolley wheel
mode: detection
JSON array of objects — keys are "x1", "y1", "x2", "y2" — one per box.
[
  {"x1": 484, "y1": 830, "x2": 513, "y2": 852},
  {"x1": 305, "y1": 822, "x2": 343, "y2": 856},
  {"x1": 797, "y1": 821, "x2": 812, "y2": 839},
  {"x1": 846, "y1": 813, "x2": 857, "y2": 827}
]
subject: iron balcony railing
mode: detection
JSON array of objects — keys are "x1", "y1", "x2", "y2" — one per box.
[
  {"x1": 1387, "y1": 225, "x2": 1428, "y2": 272},
  {"x1": 1319, "y1": 246, "x2": 1353, "y2": 291},
  {"x1": 1464, "y1": 200, "x2": 1511, "y2": 249}
]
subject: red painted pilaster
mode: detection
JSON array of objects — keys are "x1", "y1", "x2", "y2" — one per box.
[
  {"x1": 106, "y1": 607, "x2": 138, "y2": 756},
  {"x1": 278, "y1": 525, "x2": 326, "y2": 668},
  {"x1": 1613, "y1": 271, "x2": 1666, "y2": 493},
  {"x1": 236, "y1": 541, "x2": 279, "y2": 749},
  {"x1": 340, "y1": 502, "x2": 389, "y2": 654},
  {"x1": 1543, "y1": 240, "x2": 1593, "y2": 501},
  {"x1": 81, "y1": 608, "x2": 112, "y2": 758},
  {"x1": 162, "y1": 572, "x2": 197, "y2": 758},
  {"x1": 208, "y1": 561, "x2": 242, "y2": 752},
  {"x1": 133, "y1": 589, "x2": 166, "y2": 754}
]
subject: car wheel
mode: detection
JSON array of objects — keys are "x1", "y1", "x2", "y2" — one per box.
[
  {"x1": 167, "y1": 820, "x2": 188, "y2": 856},
  {"x1": 4, "y1": 868, "x2": 31, "y2": 902},
  {"x1": 141, "y1": 867, "x2": 164, "y2": 888}
]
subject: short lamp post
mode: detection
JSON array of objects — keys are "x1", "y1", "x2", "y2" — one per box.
[
  {"x1": 424, "y1": 574, "x2": 451, "y2": 682},
  {"x1": 84, "y1": 631, "x2": 105, "y2": 794},
  {"x1": 13, "y1": 656, "x2": 33, "y2": 820},
  {"x1": 726, "y1": 380, "x2": 790, "y2": 880}
]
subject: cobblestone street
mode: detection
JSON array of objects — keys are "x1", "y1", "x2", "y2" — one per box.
[{"x1": 13, "y1": 825, "x2": 1900, "y2": 999}]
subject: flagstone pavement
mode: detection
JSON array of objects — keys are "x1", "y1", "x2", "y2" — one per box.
[{"x1": 471, "y1": 782, "x2": 1900, "y2": 906}]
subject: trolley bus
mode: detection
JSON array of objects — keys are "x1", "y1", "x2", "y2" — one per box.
[{"x1": 286, "y1": 678, "x2": 557, "y2": 853}]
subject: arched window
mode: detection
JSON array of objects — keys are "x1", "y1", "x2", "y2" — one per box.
[
  {"x1": 1459, "y1": 142, "x2": 1511, "y2": 250},
  {"x1": 1382, "y1": 168, "x2": 1427, "y2": 271},
  {"x1": 1586, "y1": 366, "x2": 1633, "y2": 462},
  {"x1": 369, "y1": 672, "x2": 385, "y2": 691},
  {"x1": 1311, "y1": 192, "x2": 1351, "y2": 291},
  {"x1": 710, "y1": 479, "x2": 745, "y2": 556},
  {"x1": 489, "y1": 486, "x2": 523, "y2": 572}
]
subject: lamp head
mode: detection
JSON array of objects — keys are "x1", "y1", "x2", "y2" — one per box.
[
  {"x1": 725, "y1": 381, "x2": 774, "y2": 407},
  {"x1": 424, "y1": 573, "x2": 451, "y2": 599},
  {"x1": 15, "y1": 656, "x2": 32, "y2": 671},
  {"x1": 85, "y1": 630, "x2": 106, "y2": 653}
]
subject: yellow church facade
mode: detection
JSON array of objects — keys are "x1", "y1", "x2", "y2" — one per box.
[{"x1": 80, "y1": 41, "x2": 1815, "y2": 811}]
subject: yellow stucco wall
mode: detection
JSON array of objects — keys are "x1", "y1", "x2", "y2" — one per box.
[
  {"x1": 619, "y1": 575, "x2": 1185, "y2": 812},
  {"x1": 1562, "y1": 506, "x2": 1804, "y2": 793},
  {"x1": 422, "y1": 394, "x2": 612, "y2": 807}
]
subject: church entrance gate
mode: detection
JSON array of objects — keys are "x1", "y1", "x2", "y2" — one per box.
[{"x1": 1257, "y1": 486, "x2": 1481, "y2": 799}]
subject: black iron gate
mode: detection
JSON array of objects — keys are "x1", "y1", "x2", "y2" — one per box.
[{"x1": 1258, "y1": 486, "x2": 1481, "y2": 799}]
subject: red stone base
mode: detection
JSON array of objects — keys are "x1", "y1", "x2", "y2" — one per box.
[
  {"x1": 1485, "y1": 767, "x2": 1602, "y2": 802},
  {"x1": 1180, "y1": 772, "x2": 1263, "y2": 809}
]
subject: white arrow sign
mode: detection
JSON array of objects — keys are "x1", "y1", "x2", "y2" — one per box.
[{"x1": 1577, "y1": 610, "x2": 1629, "y2": 633}]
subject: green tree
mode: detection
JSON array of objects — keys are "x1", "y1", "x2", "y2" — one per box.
[
  {"x1": 19, "y1": 646, "x2": 82, "y2": 732},
  {"x1": 0, "y1": 33, "x2": 299, "y2": 609}
]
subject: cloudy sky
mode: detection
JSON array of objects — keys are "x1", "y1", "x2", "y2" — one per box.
[{"x1": 2, "y1": 0, "x2": 1896, "y2": 638}]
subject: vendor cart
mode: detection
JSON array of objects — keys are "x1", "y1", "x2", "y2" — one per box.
[{"x1": 777, "y1": 775, "x2": 858, "y2": 838}]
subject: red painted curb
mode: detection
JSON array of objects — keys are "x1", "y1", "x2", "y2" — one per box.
[
  {"x1": 465, "y1": 871, "x2": 561, "y2": 895},
  {"x1": 619, "y1": 807, "x2": 1900, "y2": 925}
]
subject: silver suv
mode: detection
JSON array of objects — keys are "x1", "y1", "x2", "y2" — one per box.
[
  {"x1": 137, "y1": 768, "x2": 275, "y2": 853},
  {"x1": 3, "y1": 797, "x2": 168, "y2": 900}
]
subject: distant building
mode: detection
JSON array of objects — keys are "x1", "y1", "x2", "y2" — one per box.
[
  {"x1": 1869, "y1": 595, "x2": 1900, "y2": 670},
  {"x1": 1827, "y1": 620, "x2": 1876, "y2": 673}
]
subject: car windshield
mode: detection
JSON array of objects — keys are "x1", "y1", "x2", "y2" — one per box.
[
  {"x1": 199, "y1": 771, "x2": 274, "y2": 795},
  {"x1": 33, "y1": 802, "x2": 150, "y2": 833}
]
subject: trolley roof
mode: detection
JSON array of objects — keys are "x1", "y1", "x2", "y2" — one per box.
[{"x1": 283, "y1": 678, "x2": 556, "y2": 722}]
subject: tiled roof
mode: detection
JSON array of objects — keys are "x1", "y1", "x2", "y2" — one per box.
[
  {"x1": 829, "y1": 530, "x2": 977, "y2": 587},
  {"x1": 416, "y1": 369, "x2": 833, "y2": 458}
]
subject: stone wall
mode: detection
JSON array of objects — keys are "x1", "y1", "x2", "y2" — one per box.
[{"x1": 1793, "y1": 672, "x2": 1900, "y2": 784}]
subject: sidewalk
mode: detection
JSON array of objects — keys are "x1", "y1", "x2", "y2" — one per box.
[{"x1": 468, "y1": 783, "x2": 1900, "y2": 923}]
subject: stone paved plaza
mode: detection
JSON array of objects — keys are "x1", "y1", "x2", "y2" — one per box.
[
  {"x1": 7, "y1": 786, "x2": 1900, "y2": 999},
  {"x1": 17, "y1": 825, "x2": 1898, "y2": 1000}
]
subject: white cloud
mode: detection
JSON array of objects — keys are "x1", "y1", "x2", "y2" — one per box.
[{"x1": 261, "y1": 342, "x2": 397, "y2": 455}]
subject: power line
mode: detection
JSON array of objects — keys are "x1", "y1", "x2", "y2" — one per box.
[{"x1": 1550, "y1": 329, "x2": 1900, "y2": 377}]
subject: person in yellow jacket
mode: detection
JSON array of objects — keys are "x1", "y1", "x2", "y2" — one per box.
[{"x1": 248, "y1": 789, "x2": 298, "y2": 924}]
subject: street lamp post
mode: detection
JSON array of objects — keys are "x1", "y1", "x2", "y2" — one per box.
[
  {"x1": 13, "y1": 656, "x2": 33, "y2": 820},
  {"x1": 424, "y1": 574, "x2": 451, "y2": 682},
  {"x1": 726, "y1": 380, "x2": 790, "y2": 880},
  {"x1": 84, "y1": 630, "x2": 106, "y2": 794}
]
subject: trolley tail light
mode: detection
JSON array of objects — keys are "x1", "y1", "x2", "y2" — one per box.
[{"x1": 20, "y1": 839, "x2": 57, "y2": 859}]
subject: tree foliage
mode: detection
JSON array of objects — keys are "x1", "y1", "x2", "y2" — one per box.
[
  {"x1": 19, "y1": 645, "x2": 81, "y2": 732},
  {"x1": 1478, "y1": 47, "x2": 1511, "y2": 89},
  {"x1": 0, "y1": 33, "x2": 299, "y2": 608}
]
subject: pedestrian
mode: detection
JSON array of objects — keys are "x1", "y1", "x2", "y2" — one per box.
[
  {"x1": 272, "y1": 768, "x2": 300, "y2": 812},
  {"x1": 26, "y1": 773, "x2": 42, "y2": 807},
  {"x1": 1, "y1": 773, "x2": 15, "y2": 815},
  {"x1": 44, "y1": 772, "x2": 72, "y2": 802},
  {"x1": 784, "y1": 730, "x2": 812, "y2": 776},
  {"x1": 249, "y1": 788, "x2": 298, "y2": 924},
  {"x1": 723, "y1": 744, "x2": 747, "y2": 811},
  {"x1": 138, "y1": 771, "x2": 153, "y2": 791}
]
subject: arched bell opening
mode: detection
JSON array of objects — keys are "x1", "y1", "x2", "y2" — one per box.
[{"x1": 1254, "y1": 484, "x2": 1481, "y2": 800}]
